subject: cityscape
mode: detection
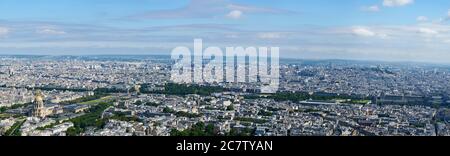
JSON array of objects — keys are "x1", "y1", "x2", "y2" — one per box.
[
  {"x1": 0, "y1": 55, "x2": 449, "y2": 136},
  {"x1": 1, "y1": 0, "x2": 450, "y2": 138}
]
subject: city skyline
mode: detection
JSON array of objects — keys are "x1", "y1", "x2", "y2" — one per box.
[
  {"x1": 1, "y1": 0, "x2": 450, "y2": 63},
  {"x1": 1, "y1": 1, "x2": 450, "y2": 152},
  {"x1": 1, "y1": 55, "x2": 450, "y2": 137}
]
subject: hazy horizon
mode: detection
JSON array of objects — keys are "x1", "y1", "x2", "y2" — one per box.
[
  {"x1": 2, "y1": 53, "x2": 450, "y2": 66},
  {"x1": 1, "y1": 0, "x2": 450, "y2": 63}
]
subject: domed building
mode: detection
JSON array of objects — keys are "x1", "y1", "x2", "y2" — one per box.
[
  {"x1": 30, "y1": 90, "x2": 60, "y2": 118},
  {"x1": 134, "y1": 84, "x2": 141, "y2": 94},
  {"x1": 31, "y1": 90, "x2": 46, "y2": 118}
]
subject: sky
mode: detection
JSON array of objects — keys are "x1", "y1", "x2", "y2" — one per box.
[{"x1": 1, "y1": 0, "x2": 450, "y2": 63}]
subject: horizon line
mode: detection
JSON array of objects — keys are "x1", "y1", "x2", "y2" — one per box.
[{"x1": 1, "y1": 54, "x2": 450, "y2": 66}]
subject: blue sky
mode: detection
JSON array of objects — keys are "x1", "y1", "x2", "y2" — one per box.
[{"x1": 1, "y1": 0, "x2": 450, "y2": 63}]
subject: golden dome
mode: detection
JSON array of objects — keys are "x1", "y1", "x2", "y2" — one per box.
[
  {"x1": 34, "y1": 90, "x2": 44, "y2": 102},
  {"x1": 134, "y1": 85, "x2": 141, "y2": 93},
  {"x1": 35, "y1": 95, "x2": 43, "y2": 102}
]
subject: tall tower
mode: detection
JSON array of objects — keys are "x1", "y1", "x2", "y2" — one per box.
[{"x1": 31, "y1": 90, "x2": 46, "y2": 118}]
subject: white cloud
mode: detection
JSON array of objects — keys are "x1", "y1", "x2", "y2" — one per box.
[
  {"x1": 417, "y1": 16, "x2": 428, "y2": 22},
  {"x1": 0, "y1": 27, "x2": 10, "y2": 37},
  {"x1": 4, "y1": 20, "x2": 450, "y2": 63},
  {"x1": 383, "y1": 0, "x2": 414, "y2": 7},
  {"x1": 352, "y1": 27, "x2": 376, "y2": 37},
  {"x1": 36, "y1": 26, "x2": 66, "y2": 35},
  {"x1": 362, "y1": 5, "x2": 380, "y2": 12},
  {"x1": 258, "y1": 32, "x2": 282, "y2": 39},
  {"x1": 227, "y1": 4, "x2": 292, "y2": 14},
  {"x1": 417, "y1": 28, "x2": 438, "y2": 35},
  {"x1": 433, "y1": 10, "x2": 450, "y2": 23},
  {"x1": 351, "y1": 27, "x2": 390, "y2": 39},
  {"x1": 444, "y1": 9, "x2": 450, "y2": 21},
  {"x1": 226, "y1": 10, "x2": 243, "y2": 19},
  {"x1": 130, "y1": 0, "x2": 291, "y2": 19},
  {"x1": 0, "y1": 41, "x2": 182, "y2": 49}
]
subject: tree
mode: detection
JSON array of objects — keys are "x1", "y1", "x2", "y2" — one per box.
[
  {"x1": 163, "y1": 107, "x2": 176, "y2": 113},
  {"x1": 226, "y1": 105, "x2": 235, "y2": 111},
  {"x1": 134, "y1": 100, "x2": 143, "y2": 106},
  {"x1": 170, "y1": 122, "x2": 217, "y2": 136},
  {"x1": 67, "y1": 102, "x2": 112, "y2": 135}
]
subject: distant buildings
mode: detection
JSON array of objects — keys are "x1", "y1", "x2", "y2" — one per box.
[{"x1": 1, "y1": 56, "x2": 450, "y2": 136}]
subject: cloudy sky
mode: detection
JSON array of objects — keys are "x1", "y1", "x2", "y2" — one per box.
[{"x1": 1, "y1": 0, "x2": 450, "y2": 63}]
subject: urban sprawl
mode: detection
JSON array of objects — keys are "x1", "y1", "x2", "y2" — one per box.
[{"x1": 1, "y1": 55, "x2": 450, "y2": 136}]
